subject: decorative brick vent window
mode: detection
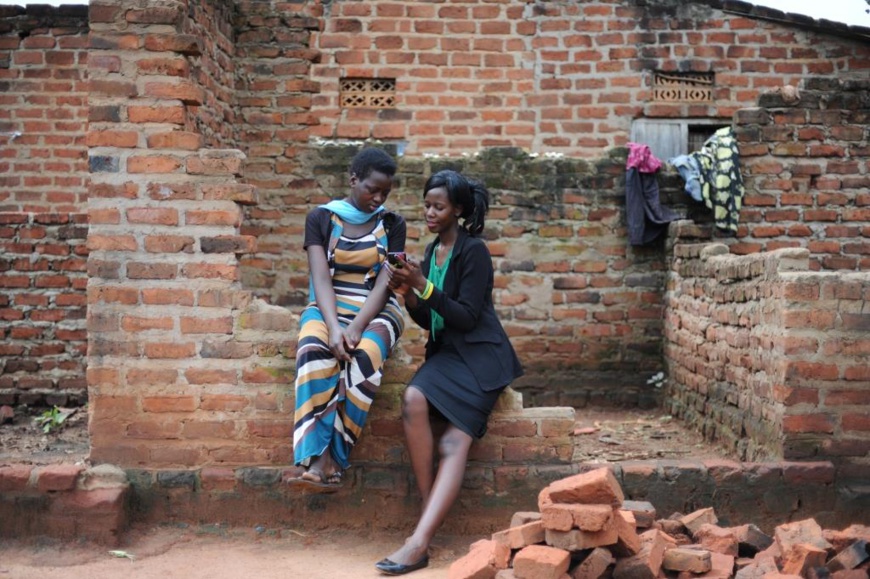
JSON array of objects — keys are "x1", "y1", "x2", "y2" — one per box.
[
  {"x1": 339, "y1": 78, "x2": 396, "y2": 108},
  {"x1": 653, "y1": 72, "x2": 714, "y2": 102}
]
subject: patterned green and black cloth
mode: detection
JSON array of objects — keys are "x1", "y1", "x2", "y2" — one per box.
[{"x1": 692, "y1": 126, "x2": 745, "y2": 234}]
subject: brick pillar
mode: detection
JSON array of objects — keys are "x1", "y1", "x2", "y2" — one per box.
[{"x1": 87, "y1": 1, "x2": 293, "y2": 468}]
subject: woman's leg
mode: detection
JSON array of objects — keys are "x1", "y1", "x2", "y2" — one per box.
[
  {"x1": 402, "y1": 386, "x2": 435, "y2": 502},
  {"x1": 383, "y1": 425, "x2": 473, "y2": 565},
  {"x1": 293, "y1": 309, "x2": 343, "y2": 482},
  {"x1": 332, "y1": 316, "x2": 401, "y2": 472}
]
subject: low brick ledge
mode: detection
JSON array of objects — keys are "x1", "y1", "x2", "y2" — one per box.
[
  {"x1": 0, "y1": 460, "x2": 870, "y2": 545},
  {"x1": 0, "y1": 463, "x2": 130, "y2": 545},
  {"x1": 3, "y1": 459, "x2": 867, "y2": 545}
]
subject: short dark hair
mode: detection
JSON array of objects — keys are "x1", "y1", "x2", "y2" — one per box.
[{"x1": 350, "y1": 148, "x2": 397, "y2": 180}]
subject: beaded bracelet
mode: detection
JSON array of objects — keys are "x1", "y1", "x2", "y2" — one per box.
[{"x1": 415, "y1": 280, "x2": 434, "y2": 300}]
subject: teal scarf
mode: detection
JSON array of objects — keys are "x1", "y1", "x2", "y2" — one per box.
[{"x1": 320, "y1": 199, "x2": 384, "y2": 225}]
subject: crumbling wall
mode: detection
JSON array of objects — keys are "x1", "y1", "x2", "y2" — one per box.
[
  {"x1": 664, "y1": 230, "x2": 870, "y2": 483},
  {"x1": 734, "y1": 78, "x2": 870, "y2": 271},
  {"x1": 0, "y1": 5, "x2": 89, "y2": 406}
]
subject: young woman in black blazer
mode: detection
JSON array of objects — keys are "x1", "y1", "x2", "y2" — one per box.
[{"x1": 377, "y1": 170, "x2": 523, "y2": 575}]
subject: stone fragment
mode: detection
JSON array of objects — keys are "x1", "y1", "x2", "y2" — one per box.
[
  {"x1": 663, "y1": 547, "x2": 713, "y2": 573},
  {"x1": 571, "y1": 547, "x2": 615, "y2": 579},
  {"x1": 827, "y1": 540, "x2": 870, "y2": 572},
  {"x1": 680, "y1": 508, "x2": 718, "y2": 536},
  {"x1": 682, "y1": 552, "x2": 734, "y2": 579},
  {"x1": 612, "y1": 529, "x2": 669, "y2": 579},
  {"x1": 731, "y1": 524, "x2": 774, "y2": 557},
  {"x1": 775, "y1": 519, "x2": 833, "y2": 553},
  {"x1": 622, "y1": 501, "x2": 656, "y2": 529}
]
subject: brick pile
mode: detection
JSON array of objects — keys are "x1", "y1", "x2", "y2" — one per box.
[{"x1": 448, "y1": 467, "x2": 870, "y2": 579}]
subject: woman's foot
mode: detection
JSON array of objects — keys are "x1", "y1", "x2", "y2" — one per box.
[
  {"x1": 375, "y1": 538, "x2": 429, "y2": 575},
  {"x1": 291, "y1": 452, "x2": 343, "y2": 491},
  {"x1": 301, "y1": 452, "x2": 341, "y2": 483}
]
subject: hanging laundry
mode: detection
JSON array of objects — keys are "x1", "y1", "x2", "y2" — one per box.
[
  {"x1": 625, "y1": 142, "x2": 680, "y2": 246},
  {"x1": 684, "y1": 127, "x2": 745, "y2": 234},
  {"x1": 667, "y1": 154, "x2": 703, "y2": 202}
]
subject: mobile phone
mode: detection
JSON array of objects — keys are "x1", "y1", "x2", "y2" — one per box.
[{"x1": 387, "y1": 252, "x2": 406, "y2": 267}]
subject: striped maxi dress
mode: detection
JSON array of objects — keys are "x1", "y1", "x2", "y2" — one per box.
[{"x1": 293, "y1": 213, "x2": 404, "y2": 470}]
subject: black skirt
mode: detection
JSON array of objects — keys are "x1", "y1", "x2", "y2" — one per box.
[{"x1": 409, "y1": 342, "x2": 504, "y2": 439}]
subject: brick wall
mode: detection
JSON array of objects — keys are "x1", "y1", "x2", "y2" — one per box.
[
  {"x1": 1, "y1": 1, "x2": 868, "y2": 472},
  {"x1": 304, "y1": 0, "x2": 870, "y2": 155},
  {"x1": 0, "y1": 6, "x2": 89, "y2": 407},
  {"x1": 0, "y1": 213, "x2": 88, "y2": 406},
  {"x1": 86, "y1": 0, "x2": 264, "y2": 467},
  {"x1": 0, "y1": 5, "x2": 88, "y2": 214},
  {"x1": 664, "y1": 232, "x2": 870, "y2": 482},
  {"x1": 184, "y1": 0, "x2": 236, "y2": 147},
  {"x1": 734, "y1": 78, "x2": 870, "y2": 271}
]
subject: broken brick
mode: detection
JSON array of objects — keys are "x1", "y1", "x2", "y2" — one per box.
[
  {"x1": 571, "y1": 547, "x2": 615, "y2": 579},
  {"x1": 695, "y1": 523, "x2": 739, "y2": 556},
  {"x1": 513, "y1": 544, "x2": 571, "y2": 579},
  {"x1": 545, "y1": 468, "x2": 624, "y2": 507},
  {"x1": 541, "y1": 504, "x2": 614, "y2": 532},
  {"x1": 622, "y1": 500, "x2": 656, "y2": 529},
  {"x1": 781, "y1": 543, "x2": 827, "y2": 576},
  {"x1": 493, "y1": 521, "x2": 546, "y2": 550},
  {"x1": 663, "y1": 547, "x2": 713, "y2": 573},
  {"x1": 680, "y1": 508, "x2": 718, "y2": 536},
  {"x1": 449, "y1": 539, "x2": 511, "y2": 579}
]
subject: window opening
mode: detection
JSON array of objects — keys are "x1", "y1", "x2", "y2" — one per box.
[
  {"x1": 340, "y1": 78, "x2": 396, "y2": 109},
  {"x1": 688, "y1": 125, "x2": 719, "y2": 152}
]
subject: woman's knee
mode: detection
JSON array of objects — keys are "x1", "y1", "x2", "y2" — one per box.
[
  {"x1": 401, "y1": 386, "x2": 428, "y2": 420},
  {"x1": 437, "y1": 428, "x2": 472, "y2": 458}
]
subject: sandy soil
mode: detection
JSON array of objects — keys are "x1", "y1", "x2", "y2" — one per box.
[{"x1": 0, "y1": 525, "x2": 473, "y2": 579}]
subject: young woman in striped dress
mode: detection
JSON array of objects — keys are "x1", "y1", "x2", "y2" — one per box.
[{"x1": 292, "y1": 148, "x2": 406, "y2": 489}]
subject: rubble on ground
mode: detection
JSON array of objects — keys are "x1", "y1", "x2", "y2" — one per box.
[{"x1": 448, "y1": 467, "x2": 870, "y2": 579}]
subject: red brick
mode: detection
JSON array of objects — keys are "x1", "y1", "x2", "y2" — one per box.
[
  {"x1": 775, "y1": 519, "x2": 833, "y2": 553},
  {"x1": 36, "y1": 464, "x2": 84, "y2": 491},
  {"x1": 0, "y1": 465, "x2": 33, "y2": 491},
  {"x1": 544, "y1": 467, "x2": 623, "y2": 506},
  {"x1": 542, "y1": 504, "x2": 614, "y2": 532},
  {"x1": 448, "y1": 539, "x2": 510, "y2": 579},
  {"x1": 513, "y1": 544, "x2": 571, "y2": 579},
  {"x1": 572, "y1": 547, "x2": 615, "y2": 579},
  {"x1": 781, "y1": 543, "x2": 827, "y2": 576},
  {"x1": 492, "y1": 521, "x2": 546, "y2": 550}
]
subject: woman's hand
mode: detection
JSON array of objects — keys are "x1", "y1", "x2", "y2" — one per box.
[
  {"x1": 388, "y1": 256, "x2": 427, "y2": 294},
  {"x1": 343, "y1": 323, "x2": 362, "y2": 351},
  {"x1": 327, "y1": 323, "x2": 352, "y2": 362}
]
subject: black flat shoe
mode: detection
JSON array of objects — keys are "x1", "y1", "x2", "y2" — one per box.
[{"x1": 374, "y1": 555, "x2": 429, "y2": 575}]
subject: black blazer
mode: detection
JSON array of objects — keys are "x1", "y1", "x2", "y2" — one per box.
[{"x1": 407, "y1": 229, "x2": 523, "y2": 391}]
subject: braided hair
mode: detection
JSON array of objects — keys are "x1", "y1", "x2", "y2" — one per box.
[{"x1": 423, "y1": 170, "x2": 490, "y2": 237}]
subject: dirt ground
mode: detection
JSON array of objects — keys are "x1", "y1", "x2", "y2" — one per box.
[
  {"x1": 0, "y1": 404, "x2": 730, "y2": 466},
  {"x1": 0, "y1": 404, "x2": 732, "y2": 577},
  {"x1": 0, "y1": 525, "x2": 476, "y2": 578}
]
